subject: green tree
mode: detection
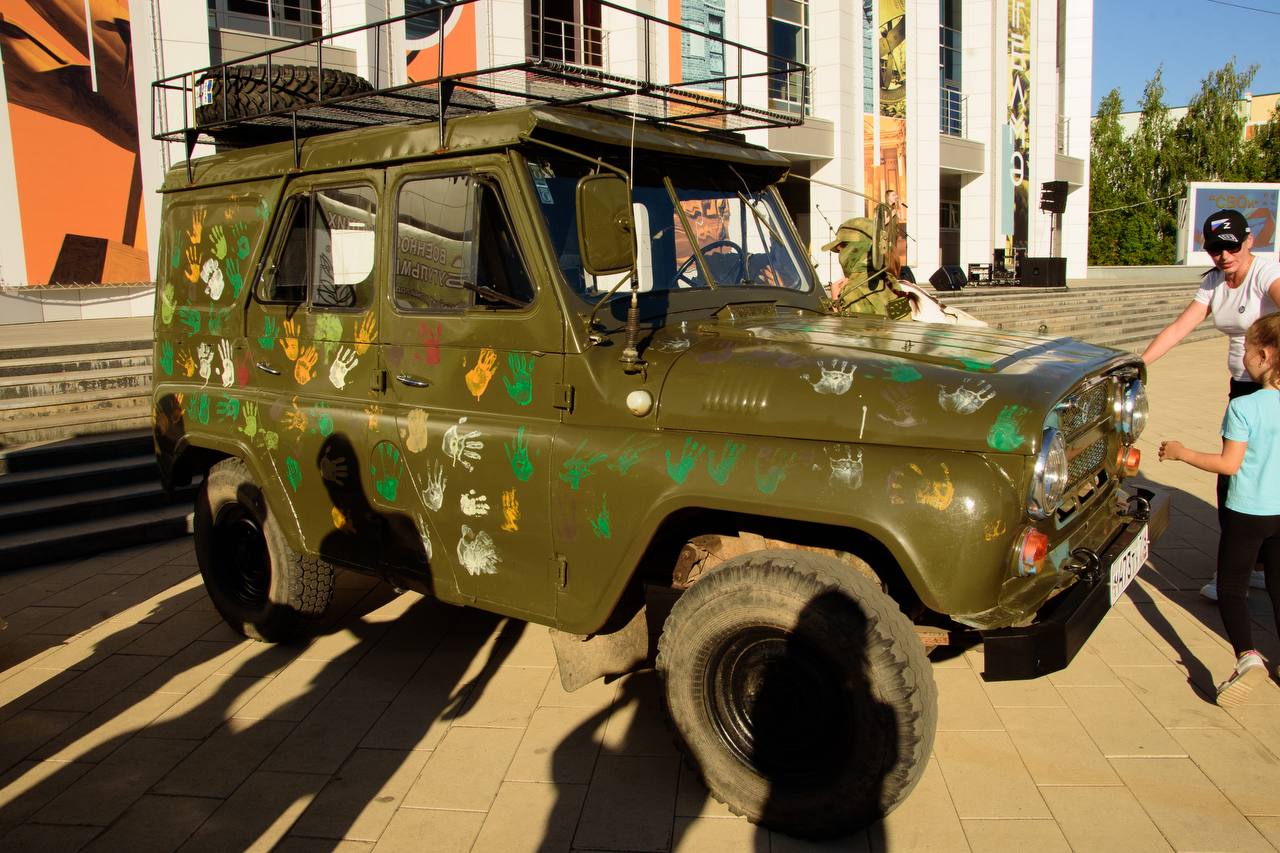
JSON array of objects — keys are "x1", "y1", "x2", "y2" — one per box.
[
  {"x1": 1127, "y1": 69, "x2": 1177, "y2": 263},
  {"x1": 1088, "y1": 88, "x2": 1129, "y2": 265},
  {"x1": 1167, "y1": 60, "x2": 1257, "y2": 184},
  {"x1": 1242, "y1": 104, "x2": 1280, "y2": 182}
]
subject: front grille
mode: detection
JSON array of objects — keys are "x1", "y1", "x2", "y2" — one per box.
[
  {"x1": 1060, "y1": 381, "x2": 1110, "y2": 437},
  {"x1": 1067, "y1": 435, "x2": 1108, "y2": 490}
]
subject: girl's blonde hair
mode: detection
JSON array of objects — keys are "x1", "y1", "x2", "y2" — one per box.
[{"x1": 1246, "y1": 311, "x2": 1280, "y2": 387}]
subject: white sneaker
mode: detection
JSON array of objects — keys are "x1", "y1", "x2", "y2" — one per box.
[
  {"x1": 1217, "y1": 651, "x2": 1268, "y2": 707},
  {"x1": 1200, "y1": 570, "x2": 1267, "y2": 601}
]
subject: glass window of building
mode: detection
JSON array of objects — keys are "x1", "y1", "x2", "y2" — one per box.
[
  {"x1": 768, "y1": 0, "x2": 810, "y2": 114},
  {"x1": 939, "y1": 0, "x2": 962, "y2": 136}
]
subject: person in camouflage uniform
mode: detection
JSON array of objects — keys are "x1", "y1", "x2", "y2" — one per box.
[{"x1": 823, "y1": 214, "x2": 903, "y2": 317}]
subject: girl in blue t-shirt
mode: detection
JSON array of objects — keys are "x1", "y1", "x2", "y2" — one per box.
[{"x1": 1160, "y1": 311, "x2": 1280, "y2": 707}]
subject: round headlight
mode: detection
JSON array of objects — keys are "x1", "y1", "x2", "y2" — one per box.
[
  {"x1": 1028, "y1": 428, "x2": 1068, "y2": 519},
  {"x1": 1120, "y1": 380, "x2": 1148, "y2": 445}
]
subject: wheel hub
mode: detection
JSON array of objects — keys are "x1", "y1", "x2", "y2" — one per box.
[{"x1": 211, "y1": 503, "x2": 271, "y2": 610}]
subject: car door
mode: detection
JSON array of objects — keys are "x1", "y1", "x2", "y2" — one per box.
[{"x1": 374, "y1": 160, "x2": 563, "y2": 620}]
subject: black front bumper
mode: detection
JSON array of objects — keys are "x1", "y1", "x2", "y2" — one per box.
[{"x1": 979, "y1": 487, "x2": 1171, "y2": 681}]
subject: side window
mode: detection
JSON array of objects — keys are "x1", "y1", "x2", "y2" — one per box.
[
  {"x1": 259, "y1": 185, "x2": 378, "y2": 308},
  {"x1": 394, "y1": 174, "x2": 533, "y2": 313}
]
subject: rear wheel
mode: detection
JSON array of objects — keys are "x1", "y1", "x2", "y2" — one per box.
[
  {"x1": 194, "y1": 458, "x2": 334, "y2": 642},
  {"x1": 656, "y1": 549, "x2": 936, "y2": 839}
]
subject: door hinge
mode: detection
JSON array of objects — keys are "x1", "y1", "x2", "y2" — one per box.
[
  {"x1": 371, "y1": 368, "x2": 386, "y2": 393},
  {"x1": 553, "y1": 383, "x2": 575, "y2": 412},
  {"x1": 553, "y1": 554, "x2": 568, "y2": 589}
]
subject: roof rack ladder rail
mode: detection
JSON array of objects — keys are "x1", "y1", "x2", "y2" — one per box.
[{"x1": 436, "y1": 5, "x2": 447, "y2": 144}]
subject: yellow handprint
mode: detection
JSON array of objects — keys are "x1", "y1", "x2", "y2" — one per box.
[
  {"x1": 283, "y1": 397, "x2": 308, "y2": 432},
  {"x1": 176, "y1": 349, "x2": 196, "y2": 378},
  {"x1": 502, "y1": 489, "x2": 520, "y2": 532},
  {"x1": 282, "y1": 318, "x2": 300, "y2": 360},
  {"x1": 365, "y1": 403, "x2": 383, "y2": 431},
  {"x1": 888, "y1": 462, "x2": 955, "y2": 511},
  {"x1": 465, "y1": 347, "x2": 498, "y2": 400},
  {"x1": 294, "y1": 345, "x2": 318, "y2": 384},
  {"x1": 190, "y1": 207, "x2": 207, "y2": 245},
  {"x1": 354, "y1": 313, "x2": 377, "y2": 355},
  {"x1": 183, "y1": 245, "x2": 201, "y2": 283}
]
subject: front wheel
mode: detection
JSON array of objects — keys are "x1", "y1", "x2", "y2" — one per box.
[
  {"x1": 194, "y1": 458, "x2": 334, "y2": 642},
  {"x1": 656, "y1": 549, "x2": 936, "y2": 839}
]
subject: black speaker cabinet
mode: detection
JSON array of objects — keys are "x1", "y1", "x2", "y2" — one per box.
[
  {"x1": 929, "y1": 265, "x2": 967, "y2": 291},
  {"x1": 1020, "y1": 256, "x2": 1066, "y2": 287}
]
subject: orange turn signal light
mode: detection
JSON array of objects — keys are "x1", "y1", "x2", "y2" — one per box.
[
  {"x1": 1117, "y1": 446, "x2": 1141, "y2": 477},
  {"x1": 1017, "y1": 528, "x2": 1050, "y2": 577}
]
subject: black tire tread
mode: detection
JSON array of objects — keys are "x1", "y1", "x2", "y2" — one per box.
[{"x1": 195, "y1": 64, "x2": 373, "y2": 127}]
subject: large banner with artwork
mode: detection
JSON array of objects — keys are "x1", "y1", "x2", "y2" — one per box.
[
  {"x1": 1006, "y1": 0, "x2": 1031, "y2": 251},
  {"x1": 0, "y1": 0, "x2": 148, "y2": 286},
  {"x1": 405, "y1": 0, "x2": 477, "y2": 82},
  {"x1": 1190, "y1": 184, "x2": 1278, "y2": 255},
  {"x1": 864, "y1": 0, "x2": 907, "y2": 266}
]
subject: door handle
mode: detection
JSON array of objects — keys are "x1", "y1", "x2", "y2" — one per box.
[
  {"x1": 395, "y1": 374, "x2": 431, "y2": 388},
  {"x1": 255, "y1": 361, "x2": 281, "y2": 376}
]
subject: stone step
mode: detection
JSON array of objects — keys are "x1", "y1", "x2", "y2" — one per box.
[
  {"x1": 0, "y1": 364, "x2": 153, "y2": 401},
  {"x1": 0, "y1": 407, "x2": 151, "y2": 448},
  {"x1": 0, "y1": 428, "x2": 152, "y2": 475},
  {"x1": 0, "y1": 478, "x2": 197, "y2": 534},
  {"x1": 0, "y1": 503, "x2": 194, "y2": 571},
  {"x1": 0, "y1": 385, "x2": 151, "y2": 424},
  {"x1": 0, "y1": 453, "x2": 159, "y2": 503},
  {"x1": 0, "y1": 350, "x2": 151, "y2": 380}
]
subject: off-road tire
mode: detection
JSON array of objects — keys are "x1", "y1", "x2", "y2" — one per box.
[
  {"x1": 655, "y1": 549, "x2": 937, "y2": 839},
  {"x1": 195, "y1": 64, "x2": 372, "y2": 127},
  {"x1": 194, "y1": 458, "x2": 335, "y2": 642}
]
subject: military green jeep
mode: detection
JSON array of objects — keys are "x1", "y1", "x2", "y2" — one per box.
[{"x1": 152, "y1": 10, "x2": 1165, "y2": 839}]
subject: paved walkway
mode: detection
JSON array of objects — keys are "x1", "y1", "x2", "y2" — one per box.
[{"x1": 2, "y1": 336, "x2": 1279, "y2": 852}]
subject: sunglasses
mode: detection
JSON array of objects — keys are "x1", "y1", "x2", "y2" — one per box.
[{"x1": 1207, "y1": 244, "x2": 1243, "y2": 257}]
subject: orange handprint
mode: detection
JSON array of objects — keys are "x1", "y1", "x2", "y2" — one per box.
[
  {"x1": 190, "y1": 207, "x2": 207, "y2": 245},
  {"x1": 282, "y1": 318, "x2": 300, "y2": 360},
  {"x1": 501, "y1": 489, "x2": 520, "y2": 532},
  {"x1": 283, "y1": 397, "x2": 308, "y2": 432},
  {"x1": 176, "y1": 349, "x2": 196, "y2": 378},
  {"x1": 294, "y1": 345, "x2": 318, "y2": 384},
  {"x1": 465, "y1": 347, "x2": 498, "y2": 400},
  {"x1": 354, "y1": 313, "x2": 377, "y2": 355},
  {"x1": 183, "y1": 245, "x2": 201, "y2": 283}
]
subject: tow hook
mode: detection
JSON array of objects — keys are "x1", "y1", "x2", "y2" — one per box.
[
  {"x1": 1124, "y1": 489, "x2": 1153, "y2": 522},
  {"x1": 1062, "y1": 548, "x2": 1101, "y2": 582}
]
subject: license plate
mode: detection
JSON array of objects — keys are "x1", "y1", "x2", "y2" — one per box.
[{"x1": 1109, "y1": 524, "x2": 1150, "y2": 605}]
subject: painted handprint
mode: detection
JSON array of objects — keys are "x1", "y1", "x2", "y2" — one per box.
[
  {"x1": 418, "y1": 322, "x2": 442, "y2": 364},
  {"x1": 319, "y1": 446, "x2": 348, "y2": 485},
  {"x1": 828, "y1": 446, "x2": 864, "y2": 489},
  {"x1": 442, "y1": 417, "x2": 484, "y2": 471},
  {"x1": 888, "y1": 462, "x2": 954, "y2": 511},
  {"x1": 258, "y1": 317, "x2": 279, "y2": 351},
  {"x1": 459, "y1": 490, "x2": 490, "y2": 517},
  {"x1": 457, "y1": 525, "x2": 501, "y2": 576},
  {"x1": 707, "y1": 439, "x2": 745, "y2": 486},
  {"x1": 218, "y1": 340, "x2": 235, "y2": 388},
  {"x1": 754, "y1": 448, "x2": 796, "y2": 495},
  {"x1": 196, "y1": 343, "x2": 214, "y2": 386},
  {"x1": 354, "y1": 313, "x2": 377, "y2": 355},
  {"x1": 256, "y1": 199, "x2": 270, "y2": 220},
  {"x1": 607, "y1": 435, "x2": 658, "y2": 476},
  {"x1": 310, "y1": 402, "x2": 334, "y2": 437},
  {"x1": 223, "y1": 257, "x2": 243, "y2": 299},
  {"x1": 503, "y1": 352, "x2": 535, "y2": 406},
  {"x1": 159, "y1": 341, "x2": 174, "y2": 377},
  {"x1": 402, "y1": 408, "x2": 430, "y2": 453},
  {"x1": 561, "y1": 439, "x2": 608, "y2": 490},
  {"x1": 878, "y1": 386, "x2": 927, "y2": 429},
  {"x1": 987, "y1": 404, "x2": 1030, "y2": 451},
  {"x1": 215, "y1": 394, "x2": 240, "y2": 422},
  {"x1": 938, "y1": 378, "x2": 996, "y2": 415},
  {"x1": 160, "y1": 283, "x2": 176, "y2": 325},
  {"x1": 465, "y1": 347, "x2": 499, "y2": 400},
  {"x1": 281, "y1": 319, "x2": 300, "y2": 360},
  {"x1": 665, "y1": 437, "x2": 705, "y2": 484},
  {"x1": 589, "y1": 494, "x2": 612, "y2": 540},
  {"x1": 329, "y1": 347, "x2": 358, "y2": 390},
  {"x1": 285, "y1": 456, "x2": 302, "y2": 492},
  {"x1": 422, "y1": 461, "x2": 446, "y2": 511},
  {"x1": 190, "y1": 207, "x2": 207, "y2": 245},
  {"x1": 177, "y1": 307, "x2": 201, "y2": 337},
  {"x1": 365, "y1": 403, "x2": 383, "y2": 431},
  {"x1": 283, "y1": 397, "x2": 308, "y2": 433},
  {"x1": 801, "y1": 359, "x2": 857, "y2": 396},
  {"x1": 209, "y1": 224, "x2": 227, "y2": 260},
  {"x1": 372, "y1": 442, "x2": 404, "y2": 502},
  {"x1": 882, "y1": 362, "x2": 922, "y2": 383},
  {"x1": 200, "y1": 258, "x2": 225, "y2": 301},
  {"x1": 240, "y1": 401, "x2": 258, "y2": 438},
  {"x1": 314, "y1": 314, "x2": 344, "y2": 362},
  {"x1": 207, "y1": 308, "x2": 229, "y2": 336},
  {"x1": 177, "y1": 349, "x2": 196, "y2": 378},
  {"x1": 501, "y1": 489, "x2": 519, "y2": 532},
  {"x1": 293, "y1": 346, "x2": 318, "y2": 385},
  {"x1": 505, "y1": 426, "x2": 534, "y2": 482},
  {"x1": 183, "y1": 245, "x2": 201, "y2": 283},
  {"x1": 190, "y1": 392, "x2": 210, "y2": 425}
]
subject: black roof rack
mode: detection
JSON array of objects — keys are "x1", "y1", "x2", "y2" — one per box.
[{"x1": 153, "y1": 0, "x2": 807, "y2": 158}]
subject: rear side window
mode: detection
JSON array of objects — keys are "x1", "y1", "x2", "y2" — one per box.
[
  {"x1": 259, "y1": 185, "x2": 378, "y2": 308},
  {"x1": 394, "y1": 175, "x2": 533, "y2": 313}
]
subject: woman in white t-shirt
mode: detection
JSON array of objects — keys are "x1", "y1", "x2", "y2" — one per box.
[{"x1": 1142, "y1": 209, "x2": 1280, "y2": 598}]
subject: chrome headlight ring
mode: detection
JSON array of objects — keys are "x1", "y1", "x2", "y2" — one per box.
[
  {"x1": 1028, "y1": 427, "x2": 1068, "y2": 519},
  {"x1": 1120, "y1": 380, "x2": 1148, "y2": 445}
]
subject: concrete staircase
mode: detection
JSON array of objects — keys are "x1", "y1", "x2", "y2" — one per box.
[{"x1": 0, "y1": 429, "x2": 196, "y2": 570}]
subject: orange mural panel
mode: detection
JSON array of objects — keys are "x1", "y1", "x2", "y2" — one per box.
[{"x1": 405, "y1": 3, "x2": 478, "y2": 82}]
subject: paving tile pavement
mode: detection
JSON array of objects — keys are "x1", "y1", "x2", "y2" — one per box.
[{"x1": 3, "y1": 336, "x2": 1280, "y2": 851}]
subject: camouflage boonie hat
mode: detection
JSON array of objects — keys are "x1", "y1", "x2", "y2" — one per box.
[{"x1": 821, "y1": 217, "x2": 875, "y2": 253}]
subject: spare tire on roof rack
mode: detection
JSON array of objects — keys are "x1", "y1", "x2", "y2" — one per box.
[{"x1": 194, "y1": 64, "x2": 373, "y2": 133}]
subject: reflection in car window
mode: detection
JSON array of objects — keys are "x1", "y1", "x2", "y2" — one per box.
[{"x1": 260, "y1": 185, "x2": 378, "y2": 308}]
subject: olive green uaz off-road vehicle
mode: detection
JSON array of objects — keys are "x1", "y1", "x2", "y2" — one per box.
[{"x1": 151, "y1": 6, "x2": 1165, "y2": 839}]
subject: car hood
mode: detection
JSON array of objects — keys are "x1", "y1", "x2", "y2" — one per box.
[{"x1": 651, "y1": 312, "x2": 1136, "y2": 454}]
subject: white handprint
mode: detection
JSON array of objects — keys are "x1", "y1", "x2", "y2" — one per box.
[
  {"x1": 329, "y1": 346, "x2": 358, "y2": 390},
  {"x1": 457, "y1": 525, "x2": 501, "y2": 576},
  {"x1": 200, "y1": 258, "x2": 225, "y2": 301},
  {"x1": 422, "y1": 461, "x2": 446, "y2": 512},
  {"x1": 218, "y1": 339, "x2": 235, "y2": 388},
  {"x1": 828, "y1": 446, "x2": 864, "y2": 489},
  {"x1": 938, "y1": 379, "x2": 996, "y2": 414},
  {"x1": 801, "y1": 359, "x2": 857, "y2": 396},
  {"x1": 196, "y1": 342, "x2": 214, "y2": 386},
  {"x1": 459, "y1": 489, "x2": 490, "y2": 517},
  {"x1": 442, "y1": 416, "x2": 484, "y2": 471}
]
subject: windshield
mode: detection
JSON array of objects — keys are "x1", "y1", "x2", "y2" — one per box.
[{"x1": 525, "y1": 153, "x2": 815, "y2": 300}]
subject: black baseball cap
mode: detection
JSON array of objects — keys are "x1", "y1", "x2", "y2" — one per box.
[{"x1": 1203, "y1": 209, "x2": 1251, "y2": 252}]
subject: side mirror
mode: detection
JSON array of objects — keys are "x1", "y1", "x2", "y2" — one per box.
[{"x1": 576, "y1": 174, "x2": 635, "y2": 275}]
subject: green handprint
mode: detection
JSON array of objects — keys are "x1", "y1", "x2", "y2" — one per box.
[
  {"x1": 987, "y1": 404, "x2": 1030, "y2": 451},
  {"x1": 191, "y1": 393, "x2": 210, "y2": 425},
  {"x1": 169, "y1": 242, "x2": 181, "y2": 270},
  {"x1": 241, "y1": 401, "x2": 258, "y2": 438},
  {"x1": 503, "y1": 352, "x2": 535, "y2": 406},
  {"x1": 262, "y1": 430, "x2": 279, "y2": 451},
  {"x1": 372, "y1": 442, "x2": 403, "y2": 502},
  {"x1": 207, "y1": 307, "x2": 230, "y2": 336},
  {"x1": 310, "y1": 402, "x2": 334, "y2": 437},
  {"x1": 665, "y1": 437, "x2": 705, "y2": 484},
  {"x1": 959, "y1": 357, "x2": 993, "y2": 372},
  {"x1": 224, "y1": 257, "x2": 243, "y2": 298},
  {"x1": 607, "y1": 435, "x2": 658, "y2": 476},
  {"x1": 258, "y1": 316, "x2": 279, "y2": 350},
  {"x1": 160, "y1": 283, "x2": 176, "y2": 325},
  {"x1": 560, "y1": 439, "x2": 607, "y2": 490},
  {"x1": 256, "y1": 199, "x2": 271, "y2": 220},
  {"x1": 707, "y1": 439, "x2": 745, "y2": 486},
  {"x1": 177, "y1": 307, "x2": 201, "y2": 336},
  {"x1": 754, "y1": 448, "x2": 796, "y2": 495},
  {"x1": 215, "y1": 395, "x2": 240, "y2": 422},
  {"x1": 210, "y1": 225, "x2": 227, "y2": 260},
  {"x1": 590, "y1": 494, "x2": 612, "y2": 540},
  {"x1": 236, "y1": 233, "x2": 251, "y2": 260},
  {"x1": 885, "y1": 364, "x2": 922, "y2": 383},
  {"x1": 505, "y1": 426, "x2": 534, "y2": 482},
  {"x1": 285, "y1": 456, "x2": 302, "y2": 492},
  {"x1": 314, "y1": 314, "x2": 344, "y2": 362},
  {"x1": 159, "y1": 341, "x2": 174, "y2": 376}
]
